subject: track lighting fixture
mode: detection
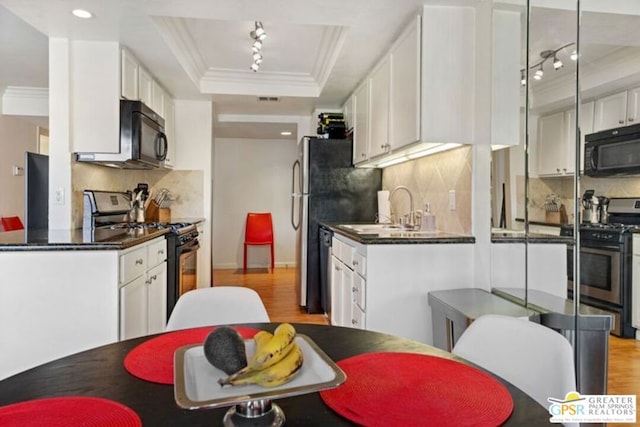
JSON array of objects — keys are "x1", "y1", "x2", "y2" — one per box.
[
  {"x1": 520, "y1": 42, "x2": 576, "y2": 85},
  {"x1": 249, "y1": 21, "x2": 266, "y2": 72}
]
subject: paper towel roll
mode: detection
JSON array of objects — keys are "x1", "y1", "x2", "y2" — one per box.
[{"x1": 377, "y1": 191, "x2": 392, "y2": 223}]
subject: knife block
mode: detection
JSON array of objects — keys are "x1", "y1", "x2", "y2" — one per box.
[
  {"x1": 545, "y1": 204, "x2": 568, "y2": 224},
  {"x1": 146, "y1": 201, "x2": 171, "y2": 222}
]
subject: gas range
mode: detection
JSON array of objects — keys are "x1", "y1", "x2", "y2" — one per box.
[{"x1": 108, "y1": 221, "x2": 197, "y2": 236}]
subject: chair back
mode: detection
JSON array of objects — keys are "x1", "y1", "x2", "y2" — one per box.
[
  {"x1": 245, "y1": 213, "x2": 273, "y2": 244},
  {"x1": 165, "y1": 286, "x2": 270, "y2": 331},
  {"x1": 1, "y1": 216, "x2": 24, "y2": 231},
  {"x1": 452, "y1": 314, "x2": 576, "y2": 409}
]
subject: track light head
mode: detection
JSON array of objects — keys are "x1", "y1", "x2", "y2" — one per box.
[{"x1": 553, "y1": 55, "x2": 563, "y2": 70}]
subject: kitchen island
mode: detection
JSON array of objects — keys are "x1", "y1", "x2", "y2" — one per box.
[
  {"x1": 321, "y1": 223, "x2": 476, "y2": 346},
  {"x1": 0, "y1": 226, "x2": 175, "y2": 380}
]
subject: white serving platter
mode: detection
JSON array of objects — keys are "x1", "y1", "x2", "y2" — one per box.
[{"x1": 174, "y1": 334, "x2": 346, "y2": 409}]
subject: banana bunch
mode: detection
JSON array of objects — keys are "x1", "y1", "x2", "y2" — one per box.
[{"x1": 218, "y1": 323, "x2": 304, "y2": 388}]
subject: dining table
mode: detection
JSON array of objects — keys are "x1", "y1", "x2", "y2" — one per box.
[{"x1": 0, "y1": 323, "x2": 552, "y2": 426}]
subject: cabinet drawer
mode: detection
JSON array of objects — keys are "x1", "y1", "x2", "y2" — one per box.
[
  {"x1": 353, "y1": 273, "x2": 366, "y2": 310},
  {"x1": 341, "y1": 243, "x2": 354, "y2": 270},
  {"x1": 147, "y1": 238, "x2": 167, "y2": 267},
  {"x1": 331, "y1": 237, "x2": 342, "y2": 261},
  {"x1": 351, "y1": 304, "x2": 366, "y2": 330},
  {"x1": 120, "y1": 246, "x2": 147, "y2": 285},
  {"x1": 353, "y1": 252, "x2": 366, "y2": 277}
]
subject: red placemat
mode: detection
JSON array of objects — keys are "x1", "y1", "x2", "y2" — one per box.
[
  {"x1": 320, "y1": 352, "x2": 514, "y2": 427},
  {"x1": 124, "y1": 326, "x2": 259, "y2": 384},
  {"x1": 0, "y1": 397, "x2": 141, "y2": 426}
]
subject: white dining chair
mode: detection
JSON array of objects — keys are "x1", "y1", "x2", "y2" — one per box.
[
  {"x1": 165, "y1": 286, "x2": 270, "y2": 331},
  {"x1": 452, "y1": 314, "x2": 576, "y2": 410}
]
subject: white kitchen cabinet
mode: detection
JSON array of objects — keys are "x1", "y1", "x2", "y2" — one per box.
[
  {"x1": 331, "y1": 233, "x2": 475, "y2": 344},
  {"x1": 139, "y1": 67, "x2": 153, "y2": 107},
  {"x1": 593, "y1": 87, "x2": 640, "y2": 132},
  {"x1": 353, "y1": 80, "x2": 370, "y2": 164},
  {"x1": 121, "y1": 48, "x2": 139, "y2": 100},
  {"x1": 632, "y1": 235, "x2": 640, "y2": 329},
  {"x1": 369, "y1": 56, "x2": 391, "y2": 158},
  {"x1": 537, "y1": 111, "x2": 567, "y2": 176},
  {"x1": 163, "y1": 97, "x2": 176, "y2": 168},
  {"x1": 565, "y1": 100, "x2": 594, "y2": 174},
  {"x1": 119, "y1": 237, "x2": 167, "y2": 339},
  {"x1": 342, "y1": 94, "x2": 354, "y2": 132},
  {"x1": 151, "y1": 80, "x2": 166, "y2": 118},
  {"x1": 331, "y1": 237, "x2": 364, "y2": 329},
  {"x1": 389, "y1": 14, "x2": 421, "y2": 149}
]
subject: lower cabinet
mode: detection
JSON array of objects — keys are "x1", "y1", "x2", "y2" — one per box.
[
  {"x1": 330, "y1": 234, "x2": 475, "y2": 344},
  {"x1": 119, "y1": 237, "x2": 167, "y2": 340}
]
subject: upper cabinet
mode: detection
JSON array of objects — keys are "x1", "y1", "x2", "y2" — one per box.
[
  {"x1": 594, "y1": 87, "x2": 640, "y2": 132},
  {"x1": 350, "y1": 7, "x2": 475, "y2": 167},
  {"x1": 121, "y1": 48, "x2": 139, "y2": 101},
  {"x1": 120, "y1": 47, "x2": 171, "y2": 120},
  {"x1": 390, "y1": 16, "x2": 421, "y2": 150},
  {"x1": 535, "y1": 101, "x2": 594, "y2": 177},
  {"x1": 353, "y1": 80, "x2": 370, "y2": 164},
  {"x1": 368, "y1": 55, "x2": 391, "y2": 159}
]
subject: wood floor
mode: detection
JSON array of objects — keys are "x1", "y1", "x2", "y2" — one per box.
[{"x1": 212, "y1": 267, "x2": 640, "y2": 398}]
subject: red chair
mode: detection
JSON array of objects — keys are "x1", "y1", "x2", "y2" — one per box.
[
  {"x1": 1, "y1": 216, "x2": 24, "y2": 231},
  {"x1": 243, "y1": 213, "x2": 274, "y2": 272}
]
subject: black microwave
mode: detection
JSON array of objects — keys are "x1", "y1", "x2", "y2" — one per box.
[
  {"x1": 76, "y1": 100, "x2": 168, "y2": 169},
  {"x1": 584, "y1": 122, "x2": 640, "y2": 177}
]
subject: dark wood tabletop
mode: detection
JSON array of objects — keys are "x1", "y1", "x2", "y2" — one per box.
[{"x1": 0, "y1": 323, "x2": 551, "y2": 426}]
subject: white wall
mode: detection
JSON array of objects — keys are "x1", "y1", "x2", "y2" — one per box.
[
  {"x1": 173, "y1": 100, "x2": 213, "y2": 287},
  {"x1": 212, "y1": 137, "x2": 297, "y2": 269},
  {"x1": 0, "y1": 115, "x2": 39, "y2": 223}
]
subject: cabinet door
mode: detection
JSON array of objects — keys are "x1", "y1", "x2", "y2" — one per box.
[
  {"x1": 626, "y1": 87, "x2": 640, "y2": 125},
  {"x1": 342, "y1": 94, "x2": 354, "y2": 132},
  {"x1": 164, "y1": 98, "x2": 176, "y2": 168},
  {"x1": 340, "y1": 266, "x2": 353, "y2": 327},
  {"x1": 147, "y1": 263, "x2": 167, "y2": 334},
  {"x1": 121, "y1": 48, "x2": 139, "y2": 100},
  {"x1": 120, "y1": 276, "x2": 148, "y2": 340},
  {"x1": 390, "y1": 15, "x2": 421, "y2": 149},
  {"x1": 565, "y1": 101, "x2": 594, "y2": 174},
  {"x1": 351, "y1": 304, "x2": 365, "y2": 330},
  {"x1": 139, "y1": 67, "x2": 153, "y2": 107},
  {"x1": 536, "y1": 111, "x2": 566, "y2": 176},
  {"x1": 151, "y1": 81, "x2": 165, "y2": 118},
  {"x1": 369, "y1": 55, "x2": 391, "y2": 158},
  {"x1": 330, "y1": 255, "x2": 342, "y2": 326},
  {"x1": 594, "y1": 91, "x2": 627, "y2": 131},
  {"x1": 353, "y1": 80, "x2": 370, "y2": 164}
]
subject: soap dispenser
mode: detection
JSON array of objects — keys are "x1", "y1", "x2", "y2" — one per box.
[{"x1": 421, "y1": 203, "x2": 436, "y2": 232}]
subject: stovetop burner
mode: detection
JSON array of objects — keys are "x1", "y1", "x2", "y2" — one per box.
[{"x1": 107, "y1": 221, "x2": 196, "y2": 235}]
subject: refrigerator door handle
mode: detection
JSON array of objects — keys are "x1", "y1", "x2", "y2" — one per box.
[{"x1": 291, "y1": 160, "x2": 301, "y2": 230}]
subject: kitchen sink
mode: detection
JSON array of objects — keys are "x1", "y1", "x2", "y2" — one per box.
[{"x1": 339, "y1": 223, "x2": 404, "y2": 233}]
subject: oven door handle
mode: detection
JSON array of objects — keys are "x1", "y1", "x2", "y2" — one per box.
[{"x1": 180, "y1": 243, "x2": 200, "y2": 254}]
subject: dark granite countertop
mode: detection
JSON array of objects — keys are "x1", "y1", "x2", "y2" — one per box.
[
  {"x1": 322, "y1": 222, "x2": 475, "y2": 244},
  {"x1": 0, "y1": 227, "x2": 170, "y2": 251},
  {"x1": 491, "y1": 232, "x2": 573, "y2": 244}
]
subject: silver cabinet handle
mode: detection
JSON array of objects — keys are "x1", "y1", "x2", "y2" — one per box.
[
  {"x1": 619, "y1": 120, "x2": 625, "y2": 124},
  {"x1": 135, "y1": 258, "x2": 144, "y2": 265},
  {"x1": 352, "y1": 260, "x2": 358, "y2": 266},
  {"x1": 352, "y1": 286, "x2": 357, "y2": 292},
  {"x1": 158, "y1": 250, "x2": 164, "y2": 255},
  {"x1": 629, "y1": 117, "x2": 635, "y2": 122},
  {"x1": 352, "y1": 319, "x2": 358, "y2": 325}
]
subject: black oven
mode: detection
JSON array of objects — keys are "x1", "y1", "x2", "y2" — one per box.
[
  {"x1": 567, "y1": 245, "x2": 622, "y2": 306},
  {"x1": 166, "y1": 225, "x2": 200, "y2": 320}
]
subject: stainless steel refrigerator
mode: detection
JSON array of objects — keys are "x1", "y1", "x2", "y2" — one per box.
[{"x1": 291, "y1": 137, "x2": 382, "y2": 314}]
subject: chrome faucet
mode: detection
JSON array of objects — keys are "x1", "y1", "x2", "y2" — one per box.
[{"x1": 389, "y1": 185, "x2": 415, "y2": 229}]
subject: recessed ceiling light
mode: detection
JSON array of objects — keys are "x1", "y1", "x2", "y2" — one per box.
[
  {"x1": 281, "y1": 131, "x2": 292, "y2": 136},
  {"x1": 72, "y1": 9, "x2": 93, "y2": 19}
]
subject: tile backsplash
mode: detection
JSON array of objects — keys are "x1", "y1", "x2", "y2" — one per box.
[
  {"x1": 72, "y1": 162, "x2": 203, "y2": 228},
  {"x1": 517, "y1": 174, "x2": 640, "y2": 224},
  {"x1": 381, "y1": 146, "x2": 472, "y2": 234}
]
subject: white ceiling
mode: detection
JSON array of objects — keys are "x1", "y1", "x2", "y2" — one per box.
[{"x1": 3, "y1": 1, "x2": 640, "y2": 138}]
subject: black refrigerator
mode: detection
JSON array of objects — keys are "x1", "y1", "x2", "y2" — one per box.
[{"x1": 291, "y1": 137, "x2": 382, "y2": 314}]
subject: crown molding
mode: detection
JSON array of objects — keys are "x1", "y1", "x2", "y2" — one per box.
[
  {"x1": 200, "y1": 69, "x2": 320, "y2": 97},
  {"x1": 152, "y1": 16, "x2": 208, "y2": 90},
  {"x1": 2, "y1": 86, "x2": 49, "y2": 116},
  {"x1": 311, "y1": 26, "x2": 348, "y2": 90}
]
